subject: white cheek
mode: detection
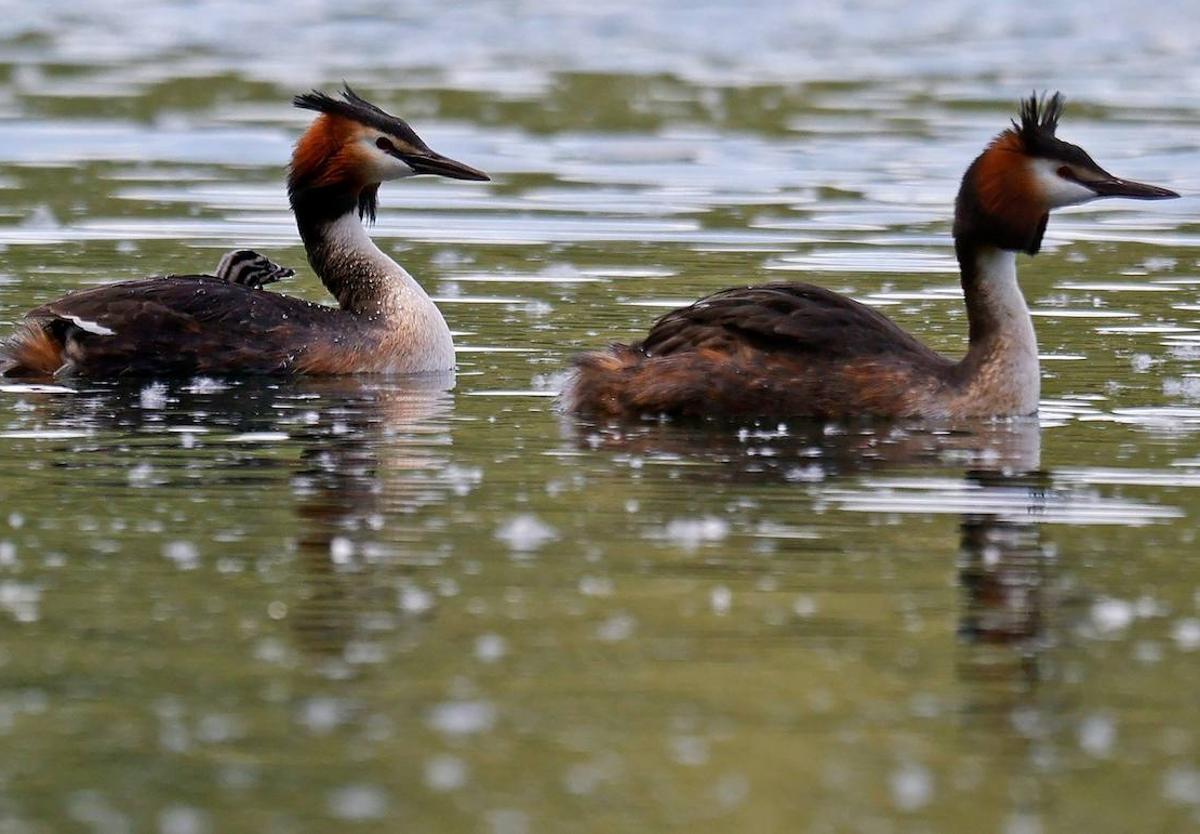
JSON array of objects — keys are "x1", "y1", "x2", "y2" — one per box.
[
  {"x1": 360, "y1": 141, "x2": 415, "y2": 181},
  {"x1": 1029, "y1": 158, "x2": 1098, "y2": 208}
]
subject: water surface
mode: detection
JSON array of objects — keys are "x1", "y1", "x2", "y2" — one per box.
[{"x1": 2, "y1": 1, "x2": 1200, "y2": 832}]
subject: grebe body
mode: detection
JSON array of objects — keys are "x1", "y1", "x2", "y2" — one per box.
[
  {"x1": 0, "y1": 87, "x2": 488, "y2": 379},
  {"x1": 565, "y1": 94, "x2": 1178, "y2": 421}
]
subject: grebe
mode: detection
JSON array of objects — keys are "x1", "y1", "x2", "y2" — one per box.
[
  {"x1": 565, "y1": 94, "x2": 1178, "y2": 421},
  {"x1": 0, "y1": 86, "x2": 488, "y2": 379},
  {"x1": 212, "y1": 249, "x2": 295, "y2": 289}
]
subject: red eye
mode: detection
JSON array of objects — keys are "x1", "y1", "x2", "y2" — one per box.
[
  {"x1": 1057, "y1": 165, "x2": 1078, "y2": 181},
  {"x1": 376, "y1": 137, "x2": 395, "y2": 152}
]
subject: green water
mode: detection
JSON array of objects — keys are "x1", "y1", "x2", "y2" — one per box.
[{"x1": 1, "y1": 2, "x2": 1200, "y2": 832}]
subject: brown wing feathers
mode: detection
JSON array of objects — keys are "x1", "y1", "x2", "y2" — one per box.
[
  {"x1": 2, "y1": 277, "x2": 343, "y2": 378},
  {"x1": 642, "y1": 284, "x2": 939, "y2": 361},
  {"x1": 567, "y1": 282, "x2": 951, "y2": 420}
]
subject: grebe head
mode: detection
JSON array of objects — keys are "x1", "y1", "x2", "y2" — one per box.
[
  {"x1": 214, "y1": 249, "x2": 295, "y2": 287},
  {"x1": 955, "y1": 92, "x2": 1178, "y2": 254},
  {"x1": 288, "y1": 85, "x2": 489, "y2": 221}
]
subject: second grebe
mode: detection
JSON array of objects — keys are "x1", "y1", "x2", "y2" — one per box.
[
  {"x1": 565, "y1": 94, "x2": 1179, "y2": 421},
  {"x1": 0, "y1": 86, "x2": 488, "y2": 378}
]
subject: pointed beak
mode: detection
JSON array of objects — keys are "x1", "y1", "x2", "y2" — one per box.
[
  {"x1": 401, "y1": 150, "x2": 490, "y2": 182},
  {"x1": 1089, "y1": 174, "x2": 1179, "y2": 200}
]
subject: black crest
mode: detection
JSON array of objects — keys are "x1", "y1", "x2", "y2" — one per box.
[
  {"x1": 293, "y1": 84, "x2": 427, "y2": 151},
  {"x1": 1013, "y1": 92, "x2": 1065, "y2": 153}
]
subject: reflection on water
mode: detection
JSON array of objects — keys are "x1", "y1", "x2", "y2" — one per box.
[
  {"x1": 957, "y1": 471, "x2": 1053, "y2": 670},
  {"x1": 288, "y1": 376, "x2": 456, "y2": 656},
  {"x1": 2, "y1": 0, "x2": 1200, "y2": 830}
]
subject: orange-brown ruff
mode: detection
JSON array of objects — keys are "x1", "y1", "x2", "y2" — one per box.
[
  {"x1": 565, "y1": 93, "x2": 1179, "y2": 421},
  {"x1": 0, "y1": 86, "x2": 488, "y2": 379}
]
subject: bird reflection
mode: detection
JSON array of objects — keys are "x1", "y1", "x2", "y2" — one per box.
[
  {"x1": 955, "y1": 468, "x2": 1054, "y2": 690},
  {"x1": 10, "y1": 373, "x2": 455, "y2": 660},
  {"x1": 569, "y1": 416, "x2": 1054, "y2": 677},
  {"x1": 284, "y1": 374, "x2": 455, "y2": 657}
]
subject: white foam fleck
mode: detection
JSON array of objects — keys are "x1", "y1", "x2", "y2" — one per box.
[
  {"x1": 1171, "y1": 617, "x2": 1200, "y2": 651},
  {"x1": 564, "y1": 754, "x2": 621, "y2": 796},
  {"x1": 425, "y1": 755, "x2": 468, "y2": 792},
  {"x1": 1131, "y1": 353, "x2": 1154, "y2": 372},
  {"x1": 298, "y1": 698, "x2": 346, "y2": 735},
  {"x1": 445, "y1": 464, "x2": 483, "y2": 496},
  {"x1": 595, "y1": 612, "x2": 636, "y2": 642},
  {"x1": 474, "y1": 633, "x2": 507, "y2": 663},
  {"x1": 128, "y1": 463, "x2": 157, "y2": 487},
  {"x1": 327, "y1": 785, "x2": 387, "y2": 821},
  {"x1": 163, "y1": 541, "x2": 199, "y2": 571},
  {"x1": 660, "y1": 516, "x2": 729, "y2": 550},
  {"x1": 784, "y1": 463, "x2": 826, "y2": 482},
  {"x1": 1163, "y1": 767, "x2": 1200, "y2": 805},
  {"x1": 889, "y1": 762, "x2": 933, "y2": 811},
  {"x1": 579, "y1": 575, "x2": 613, "y2": 597},
  {"x1": 399, "y1": 586, "x2": 434, "y2": 616},
  {"x1": 0, "y1": 581, "x2": 40, "y2": 623},
  {"x1": 1090, "y1": 598, "x2": 1135, "y2": 634},
  {"x1": 1078, "y1": 714, "x2": 1116, "y2": 757},
  {"x1": 139, "y1": 382, "x2": 168, "y2": 409},
  {"x1": 428, "y1": 700, "x2": 496, "y2": 736},
  {"x1": 495, "y1": 514, "x2": 557, "y2": 553},
  {"x1": 710, "y1": 585, "x2": 732, "y2": 615},
  {"x1": 669, "y1": 735, "x2": 709, "y2": 766},
  {"x1": 195, "y1": 713, "x2": 241, "y2": 744},
  {"x1": 1164, "y1": 377, "x2": 1200, "y2": 400},
  {"x1": 158, "y1": 805, "x2": 209, "y2": 834},
  {"x1": 182, "y1": 377, "x2": 229, "y2": 394},
  {"x1": 329, "y1": 537, "x2": 354, "y2": 565},
  {"x1": 0, "y1": 429, "x2": 91, "y2": 439}
]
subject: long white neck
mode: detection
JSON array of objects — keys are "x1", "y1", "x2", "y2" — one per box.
[
  {"x1": 303, "y1": 212, "x2": 455, "y2": 373},
  {"x1": 320, "y1": 213, "x2": 425, "y2": 304},
  {"x1": 957, "y1": 246, "x2": 1040, "y2": 415}
]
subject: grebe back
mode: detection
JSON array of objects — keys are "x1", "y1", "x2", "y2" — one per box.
[{"x1": 565, "y1": 93, "x2": 1178, "y2": 421}]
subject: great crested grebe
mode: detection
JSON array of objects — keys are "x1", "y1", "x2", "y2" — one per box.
[
  {"x1": 565, "y1": 94, "x2": 1179, "y2": 421},
  {"x1": 0, "y1": 86, "x2": 488, "y2": 379},
  {"x1": 213, "y1": 249, "x2": 295, "y2": 289}
]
